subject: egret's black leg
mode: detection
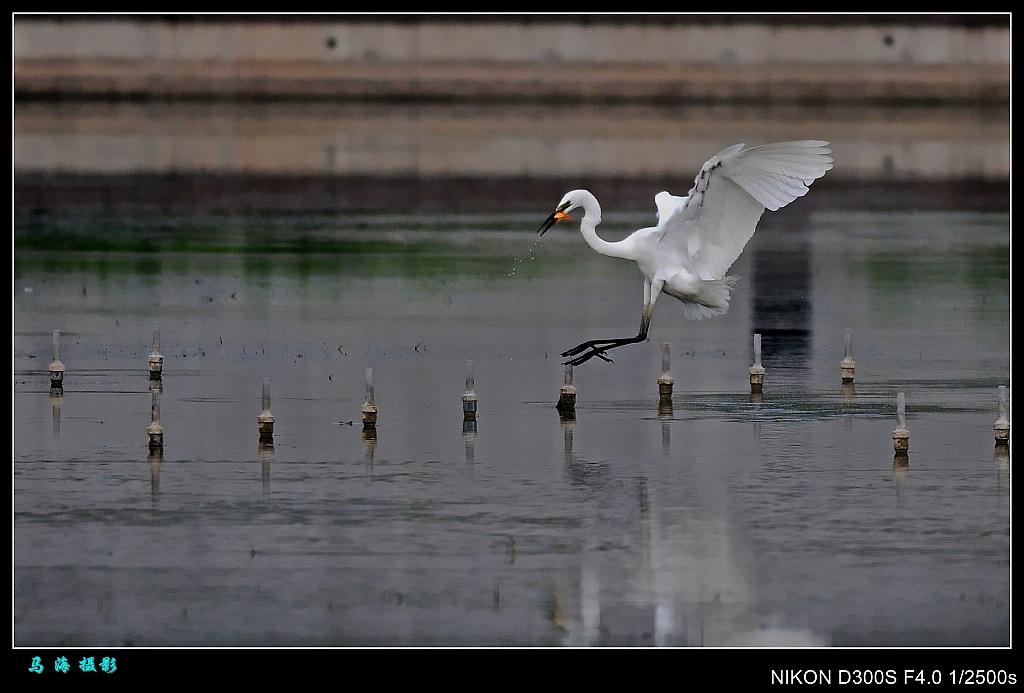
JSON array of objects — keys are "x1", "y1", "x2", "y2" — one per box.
[{"x1": 561, "y1": 305, "x2": 654, "y2": 366}]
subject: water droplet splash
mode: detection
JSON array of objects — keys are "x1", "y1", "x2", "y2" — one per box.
[{"x1": 508, "y1": 239, "x2": 544, "y2": 278}]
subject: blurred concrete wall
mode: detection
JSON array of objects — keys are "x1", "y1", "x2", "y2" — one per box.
[{"x1": 14, "y1": 17, "x2": 1010, "y2": 103}]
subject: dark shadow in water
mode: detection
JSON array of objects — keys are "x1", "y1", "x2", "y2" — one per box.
[{"x1": 750, "y1": 219, "x2": 812, "y2": 369}]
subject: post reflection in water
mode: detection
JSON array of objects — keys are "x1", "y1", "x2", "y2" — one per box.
[
  {"x1": 258, "y1": 441, "x2": 274, "y2": 494},
  {"x1": 994, "y1": 444, "x2": 1009, "y2": 492},
  {"x1": 147, "y1": 447, "x2": 163, "y2": 502},
  {"x1": 841, "y1": 382, "x2": 856, "y2": 432},
  {"x1": 579, "y1": 562, "x2": 601, "y2": 646},
  {"x1": 49, "y1": 387, "x2": 62, "y2": 438},
  {"x1": 658, "y1": 403, "x2": 672, "y2": 455},
  {"x1": 362, "y1": 428, "x2": 376, "y2": 473},
  {"x1": 893, "y1": 455, "x2": 909, "y2": 519},
  {"x1": 462, "y1": 420, "x2": 477, "y2": 464},
  {"x1": 561, "y1": 417, "x2": 574, "y2": 466},
  {"x1": 750, "y1": 394, "x2": 763, "y2": 440},
  {"x1": 841, "y1": 382, "x2": 856, "y2": 404}
]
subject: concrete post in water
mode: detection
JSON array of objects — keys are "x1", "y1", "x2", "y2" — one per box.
[
  {"x1": 48, "y1": 329, "x2": 65, "y2": 389},
  {"x1": 258, "y1": 378, "x2": 274, "y2": 442},
  {"x1": 840, "y1": 328, "x2": 856, "y2": 383},
  {"x1": 148, "y1": 323, "x2": 164, "y2": 381},
  {"x1": 993, "y1": 385, "x2": 1010, "y2": 447},
  {"x1": 147, "y1": 390, "x2": 164, "y2": 450},
  {"x1": 557, "y1": 363, "x2": 576, "y2": 415},
  {"x1": 657, "y1": 343, "x2": 674, "y2": 408},
  {"x1": 462, "y1": 360, "x2": 478, "y2": 422},
  {"x1": 892, "y1": 392, "x2": 909, "y2": 458},
  {"x1": 749, "y1": 333, "x2": 764, "y2": 394},
  {"x1": 361, "y1": 368, "x2": 378, "y2": 429}
]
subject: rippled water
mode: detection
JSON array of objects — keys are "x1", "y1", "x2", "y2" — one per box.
[{"x1": 13, "y1": 209, "x2": 1009, "y2": 646}]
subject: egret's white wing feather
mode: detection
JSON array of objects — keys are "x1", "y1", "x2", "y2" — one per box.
[
  {"x1": 654, "y1": 191, "x2": 688, "y2": 222},
  {"x1": 656, "y1": 140, "x2": 833, "y2": 280}
]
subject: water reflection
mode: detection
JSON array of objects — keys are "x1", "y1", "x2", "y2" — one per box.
[
  {"x1": 893, "y1": 460, "x2": 908, "y2": 517},
  {"x1": 462, "y1": 419, "x2": 477, "y2": 464},
  {"x1": 561, "y1": 417, "x2": 574, "y2": 466},
  {"x1": 362, "y1": 428, "x2": 376, "y2": 472},
  {"x1": 841, "y1": 383, "x2": 856, "y2": 431},
  {"x1": 750, "y1": 394, "x2": 763, "y2": 440},
  {"x1": 14, "y1": 102, "x2": 1010, "y2": 181},
  {"x1": 579, "y1": 562, "x2": 601, "y2": 646},
  {"x1": 553, "y1": 419, "x2": 810, "y2": 647},
  {"x1": 750, "y1": 221, "x2": 812, "y2": 370},
  {"x1": 994, "y1": 444, "x2": 1009, "y2": 493},
  {"x1": 658, "y1": 403, "x2": 672, "y2": 455},
  {"x1": 147, "y1": 447, "x2": 162, "y2": 502},
  {"x1": 841, "y1": 381, "x2": 856, "y2": 404},
  {"x1": 49, "y1": 387, "x2": 62, "y2": 438},
  {"x1": 258, "y1": 441, "x2": 274, "y2": 494}
]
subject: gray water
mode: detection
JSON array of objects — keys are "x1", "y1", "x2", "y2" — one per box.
[{"x1": 14, "y1": 209, "x2": 1009, "y2": 646}]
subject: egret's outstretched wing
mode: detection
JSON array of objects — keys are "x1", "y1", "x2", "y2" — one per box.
[
  {"x1": 656, "y1": 140, "x2": 833, "y2": 280},
  {"x1": 654, "y1": 190, "x2": 688, "y2": 222}
]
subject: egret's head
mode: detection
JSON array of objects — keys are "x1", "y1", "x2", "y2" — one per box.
[{"x1": 537, "y1": 190, "x2": 589, "y2": 237}]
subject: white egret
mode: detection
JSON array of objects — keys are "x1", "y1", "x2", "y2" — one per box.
[{"x1": 537, "y1": 140, "x2": 834, "y2": 366}]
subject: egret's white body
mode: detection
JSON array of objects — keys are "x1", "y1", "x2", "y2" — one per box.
[{"x1": 539, "y1": 140, "x2": 834, "y2": 365}]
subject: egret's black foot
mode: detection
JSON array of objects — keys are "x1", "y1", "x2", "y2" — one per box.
[
  {"x1": 561, "y1": 337, "x2": 635, "y2": 358},
  {"x1": 561, "y1": 341, "x2": 607, "y2": 358},
  {"x1": 561, "y1": 335, "x2": 646, "y2": 366},
  {"x1": 564, "y1": 347, "x2": 615, "y2": 367}
]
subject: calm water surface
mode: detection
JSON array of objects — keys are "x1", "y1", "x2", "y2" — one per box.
[{"x1": 14, "y1": 209, "x2": 1009, "y2": 646}]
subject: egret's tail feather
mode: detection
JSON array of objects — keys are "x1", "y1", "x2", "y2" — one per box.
[{"x1": 676, "y1": 275, "x2": 740, "y2": 321}]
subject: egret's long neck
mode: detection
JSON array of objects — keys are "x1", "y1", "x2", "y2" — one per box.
[{"x1": 577, "y1": 194, "x2": 633, "y2": 260}]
